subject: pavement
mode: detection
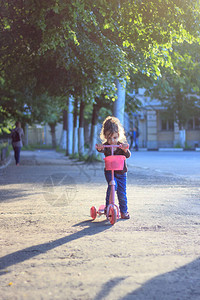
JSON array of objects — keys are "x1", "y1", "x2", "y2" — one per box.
[
  {"x1": 0, "y1": 150, "x2": 200, "y2": 300},
  {"x1": 128, "y1": 150, "x2": 200, "y2": 180},
  {"x1": 1, "y1": 149, "x2": 200, "y2": 179}
]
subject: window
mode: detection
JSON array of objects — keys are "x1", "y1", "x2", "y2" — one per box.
[
  {"x1": 187, "y1": 119, "x2": 193, "y2": 130},
  {"x1": 160, "y1": 112, "x2": 174, "y2": 131},
  {"x1": 195, "y1": 117, "x2": 200, "y2": 129},
  {"x1": 161, "y1": 119, "x2": 167, "y2": 130},
  {"x1": 187, "y1": 117, "x2": 200, "y2": 130},
  {"x1": 168, "y1": 119, "x2": 174, "y2": 130}
]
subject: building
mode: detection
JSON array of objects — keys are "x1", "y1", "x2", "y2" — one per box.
[
  {"x1": 130, "y1": 89, "x2": 200, "y2": 150},
  {"x1": 25, "y1": 89, "x2": 200, "y2": 151}
]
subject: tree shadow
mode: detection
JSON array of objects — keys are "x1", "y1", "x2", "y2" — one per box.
[
  {"x1": 90, "y1": 258, "x2": 200, "y2": 300},
  {"x1": 120, "y1": 257, "x2": 200, "y2": 300},
  {"x1": 93, "y1": 276, "x2": 128, "y2": 300},
  {"x1": 0, "y1": 219, "x2": 109, "y2": 274},
  {"x1": 0, "y1": 189, "x2": 43, "y2": 203}
]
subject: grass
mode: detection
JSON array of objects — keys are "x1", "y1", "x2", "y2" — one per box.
[
  {"x1": 184, "y1": 142, "x2": 192, "y2": 150},
  {"x1": 21, "y1": 144, "x2": 102, "y2": 163},
  {"x1": 174, "y1": 143, "x2": 183, "y2": 148},
  {"x1": 69, "y1": 152, "x2": 103, "y2": 162},
  {"x1": 22, "y1": 144, "x2": 53, "y2": 151}
]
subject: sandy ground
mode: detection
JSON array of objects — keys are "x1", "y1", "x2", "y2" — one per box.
[{"x1": 0, "y1": 151, "x2": 200, "y2": 300}]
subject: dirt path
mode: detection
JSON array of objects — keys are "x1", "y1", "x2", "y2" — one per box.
[{"x1": 0, "y1": 151, "x2": 200, "y2": 299}]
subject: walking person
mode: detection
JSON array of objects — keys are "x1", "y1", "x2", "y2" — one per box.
[
  {"x1": 133, "y1": 127, "x2": 139, "y2": 151},
  {"x1": 11, "y1": 121, "x2": 24, "y2": 166},
  {"x1": 129, "y1": 128, "x2": 134, "y2": 150},
  {"x1": 96, "y1": 116, "x2": 131, "y2": 219},
  {"x1": 129, "y1": 127, "x2": 139, "y2": 151}
]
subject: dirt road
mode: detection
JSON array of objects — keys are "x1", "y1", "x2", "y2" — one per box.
[{"x1": 0, "y1": 151, "x2": 200, "y2": 300}]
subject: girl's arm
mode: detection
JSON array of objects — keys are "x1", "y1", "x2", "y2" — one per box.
[
  {"x1": 119, "y1": 143, "x2": 131, "y2": 158},
  {"x1": 119, "y1": 143, "x2": 129, "y2": 151}
]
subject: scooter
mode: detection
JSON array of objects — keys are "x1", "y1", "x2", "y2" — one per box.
[{"x1": 90, "y1": 144, "x2": 126, "y2": 225}]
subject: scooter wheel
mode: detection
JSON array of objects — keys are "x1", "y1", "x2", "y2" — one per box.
[
  {"x1": 90, "y1": 206, "x2": 97, "y2": 220},
  {"x1": 108, "y1": 206, "x2": 117, "y2": 225}
]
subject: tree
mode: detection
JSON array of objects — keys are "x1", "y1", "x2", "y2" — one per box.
[
  {"x1": 144, "y1": 42, "x2": 200, "y2": 130},
  {"x1": 26, "y1": 93, "x2": 64, "y2": 148},
  {"x1": 1, "y1": 0, "x2": 200, "y2": 151},
  {"x1": 89, "y1": 94, "x2": 113, "y2": 157}
]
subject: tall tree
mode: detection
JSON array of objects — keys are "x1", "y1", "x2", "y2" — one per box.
[
  {"x1": 144, "y1": 42, "x2": 200, "y2": 130},
  {"x1": 1, "y1": 0, "x2": 200, "y2": 146}
]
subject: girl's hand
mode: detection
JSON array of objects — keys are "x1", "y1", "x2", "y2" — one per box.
[
  {"x1": 95, "y1": 144, "x2": 104, "y2": 151},
  {"x1": 119, "y1": 143, "x2": 129, "y2": 152}
]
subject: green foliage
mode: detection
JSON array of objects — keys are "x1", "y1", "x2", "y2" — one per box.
[
  {"x1": 184, "y1": 142, "x2": 192, "y2": 150},
  {"x1": 0, "y1": 142, "x2": 11, "y2": 162},
  {"x1": 0, "y1": 142, "x2": 8, "y2": 151},
  {"x1": 144, "y1": 41, "x2": 200, "y2": 129},
  {"x1": 55, "y1": 146, "x2": 66, "y2": 154},
  {"x1": 85, "y1": 153, "x2": 103, "y2": 163},
  {"x1": 98, "y1": 107, "x2": 113, "y2": 123},
  {"x1": 69, "y1": 153, "x2": 79, "y2": 160},
  {"x1": 174, "y1": 143, "x2": 183, "y2": 149},
  {"x1": 22, "y1": 143, "x2": 54, "y2": 151},
  {"x1": 1, "y1": 0, "x2": 200, "y2": 130}
]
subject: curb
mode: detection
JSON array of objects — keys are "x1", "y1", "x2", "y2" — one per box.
[
  {"x1": 158, "y1": 148, "x2": 183, "y2": 152},
  {"x1": 159, "y1": 148, "x2": 200, "y2": 152}
]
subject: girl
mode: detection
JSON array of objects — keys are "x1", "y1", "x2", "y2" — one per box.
[{"x1": 96, "y1": 116, "x2": 131, "y2": 219}]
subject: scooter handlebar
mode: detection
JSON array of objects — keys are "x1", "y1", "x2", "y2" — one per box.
[{"x1": 95, "y1": 143, "x2": 129, "y2": 154}]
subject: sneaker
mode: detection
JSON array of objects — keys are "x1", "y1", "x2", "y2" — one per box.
[{"x1": 121, "y1": 212, "x2": 130, "y2": 219}]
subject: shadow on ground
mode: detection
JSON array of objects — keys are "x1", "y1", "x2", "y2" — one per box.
[
  {"x1": 94, "y1": 257, "x2": 200, "y2": 300},
  {"x1": 0, "y1": 220, "x2": 109, "y2": 273}
]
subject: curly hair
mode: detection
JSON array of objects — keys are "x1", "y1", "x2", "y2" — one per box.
[{"x1": 100, "y1": 116, "x2": 127, "y2": 143}]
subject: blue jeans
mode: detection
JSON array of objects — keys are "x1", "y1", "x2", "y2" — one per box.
[
  {"x1": 104, "y1": 170, "x2": 128, "y2": 214},
  {"x1": 13, "y1": 146, "x2": 21, "y2": 164}
]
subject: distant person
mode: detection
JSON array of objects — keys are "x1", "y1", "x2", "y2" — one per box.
[
  {"x1": 129, "y1": 127, "x2": 139, "y2": 151},
  {"x1": 11, "y1": 121, "x2": 24, "y2": 166},
  {"x1": 129, "y1": 128, "x2": 134, "y2": 150}
]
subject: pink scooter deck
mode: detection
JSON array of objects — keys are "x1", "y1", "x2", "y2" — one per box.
[{"x1": 98, "y1": 204, "x2": 106, "y2": 215}]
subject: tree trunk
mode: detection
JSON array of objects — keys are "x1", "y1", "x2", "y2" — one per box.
[
  {"x1": 59, "y1": 110, "x2": 67, "y2": 150},
  {"x1": 113, "y1": 78, "x2": 126, "y2": 126},
  {"x1": 179, "y1": 129, "x2": 186, "y2": 148},
  {"x1": 49, "y1": 122, "x2": 57, "y2": 149},
  {"x1": 67, "y1": 95, "x2": 73, "y2": 156},
  {"x1": 78, "y1": 98, "x2": 85, "y2": 156},
  {"x1": 73, "y1": 97, "x2": 78, "y2": 155},
  {"x1": 89, "y1": 103, "x2": 98, "y2": 156}
]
